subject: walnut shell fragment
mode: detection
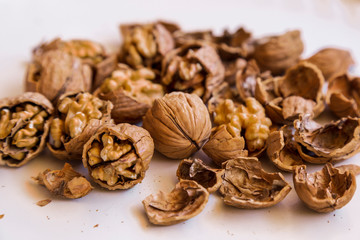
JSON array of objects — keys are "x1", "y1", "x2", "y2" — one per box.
[
  {"x1": 82, "y1": 123, "x2": 154, "y2": 190},
  {"x1": 48, "y1": 92, "x2": 113, "y2": 161},
  {"x1": 0, "y1": 92, "x2": 53, "y2": 167},
  {"x1": 142, "y1": 92, "x2": 211, "y2": 159},
  {"x1": 294, "y1": 115, "x2": 360, "y2": 163},
  {"x1": 293, "y1": 163, "x2": 357, "y2": 213},
  {"x1": 176, "y1": 158, "x2": 224, "y2": 193},
  {"x1": 94, "y1": 64, "x2": 163, "y2": 123},
  {"x1": 219, "y1": 157, "x2": 291, "y2": 209},
  {"x1": 161, "y1": 42, "x2": 225, "y2": 101},
  {"x1": 142, "y1": 180, "x2": 209, "y2": 225},
  {"x1": 33, "y1": 163, "x2": 93, "y2": 199}
]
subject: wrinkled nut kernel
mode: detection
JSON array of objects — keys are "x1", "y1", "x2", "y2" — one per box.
[
  {"x1": 0, "y1": 92, "x2": 53, "y2": 167},
  {"x1": 142, "y1": 92, "x2": 211, "y2": 159},
  {"x1": 176, "y1": 158, "x2": 224, "y2": 193},
  {"x1": 48, "y1": 92, "x2": 113, "y2": 161},
  {"x1": 142, "y1": 180, "x2": 209, "y2": 225},
  {"x1": 161, "y1": 42, "x2": 225, "y2": 101},
  {"x1": 293, "y1": 164, "x2": 357, "y2": 213},
  {"x1": 94, "y1": 64, "x2": 163, "y2": 123},
  {"x1": 33, "y1": 163, "x2": 93, "y2": 199},
  {"x1": 219, "y1": 157, "x2": 291, "y2": 209},
  {"x1": 82, "y1": 123, "x2": 154, "y2": 190}
]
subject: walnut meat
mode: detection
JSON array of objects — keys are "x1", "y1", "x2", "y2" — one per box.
[
  {"x1": 33, "y1": 163, "x2": 93, "y2": 199},
  {"x1": 142, "y1": 92, "x2": 211, "y2": 159},
  {"x1": 219, "y1": 157, "x2": 291, "y2": 208},
  {"x1": 82, "y1": 123, "x2": 154, "y2": 190},
  {"x1": 93, "y1": 64, "x2": 163, "y2": 123},
  {"x1": 0, "y1": 92, "x2": 53, "y2": 167},
  {"x1": 176, "y1": 158, "x2": 224, "y2": 193},
  {"x1": 142, "y1": 180, "x2": 209, "y2": 225},
  {"x1": 293, "y1": 164, "x2": 357, "y2": 213},
  {"x1": 48, "y1": 92, "x2": 113, "y2": 161}
]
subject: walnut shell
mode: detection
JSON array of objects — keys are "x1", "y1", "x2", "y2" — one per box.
[
  {"x1": 82, "y1": 123, "x2": 154, "y2": 190},
  {"x1": 0, "y1": 92, "x2": 53, "y2": 167},
  {"x1": 219, "y1": 157, "x2": 291, "y2": 209},
  {"x1": 142, "y1": 180, "x2": 209, "y2": 225},
  {"x1": 293, "y1": 164, "x2": 357, "y2": 213},
  {"x1": 142, "y1": 92, "x2": 211, "y2": 159}
]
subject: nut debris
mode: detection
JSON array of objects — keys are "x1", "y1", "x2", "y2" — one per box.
[{"x1": 36, "y1": 199, "x2": 52, "y2": 207}]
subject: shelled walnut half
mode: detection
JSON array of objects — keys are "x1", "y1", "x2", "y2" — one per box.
[
  {"x1": 93, "y1": 64, "x2": 163, "y2": 123},
  {"x1": 0, "y1": 92, "x2": 53, "y2": 167},
  {"x1": 48, "y1": 92, "x2": 113, "y2": 161},
  {"x1": 143, "y1": 180, "x2": 209, "y2": 225},
  {"x1": 82, "y1": 123, "x2": 154, "y2": 190},
  {"x1": 33, "y1": 163, "x2": 93, "y2": 199}
]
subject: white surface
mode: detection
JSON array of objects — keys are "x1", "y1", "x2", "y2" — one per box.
[{"x1": 1, "y1": 0, "x2": 360, "y2": 239}]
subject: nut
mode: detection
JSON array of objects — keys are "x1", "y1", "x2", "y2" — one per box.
[
  {"x1": 93, "y1": 64, "x2": 164, "y2": 123},
  {"x1": 48, "y1": 92, "x2": 113, "y2": 161},
  {"x1": 33, "y1": 163, "x2": 93, "y2": 199},
  {"x1": 142, "y1": 180, "x2": 209, "y2": 225},
  {"x1": 142, "y1": 92, "x2": 211, "y2": 159},
  {"x1": 0, "y1": 92, "x2": 53, "y2": 167},
  {"x1": 176, "y1": 158, "x2": 224, "y2": 193},
  {"x1": 219, "y1": 157, "x2": 291, "y2": 209},
  {"x1": 82, "y1": 123, "x2": 154, "y2": 190}
]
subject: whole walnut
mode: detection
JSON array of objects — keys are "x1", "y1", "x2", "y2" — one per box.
[{"x1": 142, "y1": 92, "x2": 211, "y2": 159}]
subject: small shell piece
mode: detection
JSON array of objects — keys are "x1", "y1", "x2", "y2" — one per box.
[
  {"x1": 82, "y1": 123, "x2": 154, "y2": 190},
  {"x1": 142, "y1": 180, "x2": 209, "y2": 225},
  {"x1": 0, "y1": 92, "x2": 53, "y2": 167},
  {"x1": 219, "y1": 157, "x2": 291, "y2": 209},
  {"x1": 293, "y1": 164, "x2": 357, "y2": 213},
  {"x1": 142, "y1": 92, "x2": 211, "y2": 160},
  {"x1": 33, "y1": 163, "x2": 93, "y2": 199},
  {"x1": 176, "y1": 158, "x2": 224, "y2": 193}
]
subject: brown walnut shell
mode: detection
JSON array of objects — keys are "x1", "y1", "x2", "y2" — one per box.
[
  {"x1": 142, "y1": 92, "x2": 211, "y2": 159},
  {"x1": 219, "y1": 157, "x2": 291, "y2": 209},
  {"x1": 142, "y1": 180, "x2": 209, "y2": 225},
  {"x1": 293, "y1": 164, "x2": 357, "y2": 213},
  {"x1": 0, "y1": 92, "x2": 53, "y2": 167}
]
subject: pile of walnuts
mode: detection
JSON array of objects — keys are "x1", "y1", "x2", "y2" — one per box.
[{"x1": 1, "y1": 20, "x2": 360, "y2": 225}]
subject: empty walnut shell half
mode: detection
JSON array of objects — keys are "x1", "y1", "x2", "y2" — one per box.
[
  {"x1": 161, "y1": 42, "x2": 225, "y2": 101},
  {"x1": 254, "y1": 30, "x2": 304, "y2": 75},
  {"x1": 293, "y1": 164, "x2": 357, "y2": 213},
  {"x1": 0, "y1": 92, "x2": 53, "y2": 167},
  {"x1": 142, "y1": 92, "x2": 211, "y2": 159},
  {"x1": 176, "y1": 158, "x2": 224, "y2": 193},
  {"x1": 94, "y1": 64, "x2": 163, "y2": 123},
  {"x1": 82, "y1": 123, "x2": 154, "y2": 190},
  {"x1": 142, "y1": 180, "x2": 209, "y2": 225},
  {"x1": 48, "y1": 92, "x2": 113, "y2": 161},
  {"x1": 33, "y1": 163, "x2": 93, "y2": 199},
  {"x1": 294, "y1": 115, "x2": 360, "y2": 163},
  {"x1": 219, "y1": 157, "x2": 291, "y2": 208}
]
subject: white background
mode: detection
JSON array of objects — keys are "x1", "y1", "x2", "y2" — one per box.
[{"x1": 1, "y1": 0, "x2": 360, "y2": 239}]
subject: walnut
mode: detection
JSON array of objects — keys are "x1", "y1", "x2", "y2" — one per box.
[
  {"x1": 93, "y1": 64, "x2": 163, "y2": 123},
  {"x1": 293, "y1": 115, "x2": 360, "y2": 163},
  {"x1": 33, "y1": 163, "x2": 93, "y2": 199},
  {"x1": 161, "y1": 42, "x2": 225, "y2": 101},
  {"x1": 82, "y1": 123, "x2": 154, "y2": 190},
  {"x1": 142, "y1": 92, "x2": 211, "y2": 159},
  {"x1": 176, "y1": 158, "x2": 224, "y2": 193},
  {"x1": 293, "y1": 163, "x2": 357, "y2": 213},
  {"x1": 142, "y1": 180, "x2": 209, "y2": 225},
  {"x1": 0, "y1": 92, "x2": 53, "y2": 167},
  {"x1": 119, "y1": 21, "x2": 175, "y2": 69},
  {"x1": 304, "y1": 48, "x2": 354, "y2": 81},
  {"x1": 219, "y1": 157, "x2": 291, "y2": 209},
  {"x1": 48, "y1": 92, "x2": 113, "y2": 161},
  {"x1": 254, "y1": 30, "x2": 304, "y2": 75},
  {"x1": 25, "y1": 50, "x2": 92, "y2": 104}
]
